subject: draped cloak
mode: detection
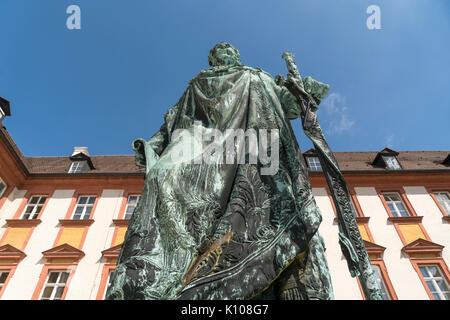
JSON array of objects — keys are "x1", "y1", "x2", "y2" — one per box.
[{"x1": 106, "y1": 65, "x2": 334, "y2": 300}]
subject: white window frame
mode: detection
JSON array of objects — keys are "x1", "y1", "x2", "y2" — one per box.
[
  {"x1": 307, "y1": 157, "x2": 322, "y2": 172},
  {"x1": 124, "y1": 195, "x2": 141, "y2": 220},
  {"x1": 0, "y1": 270, "x2": 10, "y2": 291},
  {"x1": 382, "y1": 192, "x2": 410, "y2": 217},
  {"x1": 433, "y1": 191, "x2": 450, "y2": 216},
  {"x1": 419, "y1": 265, "x2": 450, "y2": 300},
  {"x1": 68, "y1": 161, "x2": 88, "y2": 173},
  {"x1": 371, "y1": 264, "x2": 391, "y2": 300},
  {"x1": 21, "y1": 195, "x2": 48, "y2": 220},
  {"x1": 71, "y1": 195, "x2": 97, "y2": 220},
  {"x1": 0, "y1": 177, "x2": 7, "y2": 198},
  {"x1": 382, "y1": 155, "x2": 401, "y2": 170},
  {"x1": 39, "y1": 271, "x2": 70, "y2": 300}
]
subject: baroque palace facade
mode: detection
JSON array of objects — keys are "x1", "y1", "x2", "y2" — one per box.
[{"x1": 0, "y1": 99, "x2": 449, "y2": 300}]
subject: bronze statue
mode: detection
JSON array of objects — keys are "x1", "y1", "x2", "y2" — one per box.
[{"x1": 106, "y1": 42, "x2": 382, "y2": 300}]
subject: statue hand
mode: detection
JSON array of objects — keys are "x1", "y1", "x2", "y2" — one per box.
[
  {"x1": 132, "y1": 138, "x2": 147, "y2": 170},
  {"x1": 302, "y1": 77, "x2": 330, "y2": 101}
]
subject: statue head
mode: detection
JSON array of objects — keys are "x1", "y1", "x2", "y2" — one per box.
[{"x1": 208, "y1": 42, "x2": 242, "y2": 67}]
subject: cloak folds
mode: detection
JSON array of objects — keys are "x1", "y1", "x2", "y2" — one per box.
[{"x1": 107, "y1": 65, "x2": 333, "y2": 300}]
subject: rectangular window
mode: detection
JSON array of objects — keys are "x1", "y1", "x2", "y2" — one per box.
[
  {"x1": 0, "y1": 271, "x2": 10, "y2": 291},
  {"x1": 124, "y1": 195, "x2": 141, "y2": 220},
  {"x1": 68, "y1": 161, "x2": 88, "y2": 173},
  {"x1": 433, "y1": 192, "x2": 450, "y2": 216},
  {"x1": 382, "y1": 192, "x2": 410, "y2": 217},
  {"x1": 72, "y1": 196, "x2": 96, "y2": 220},
  {"x1": 103, "y1": 270, "x2": 115, "y2": 299},
  {"x1": 0, "y1": 177, "x2": 7, "y2": 198},
  {"x1": 21, "y1": 195, "x2": 47, "y2": 220},
  {"x1": 307, "y1": 157, "x2": 322, "y2": 172},
  {"x1": 419, "y1": 265, "x2": 450, "y2": 300},
  {"x1": 40, "y1": 271, "x2": 70, "y2": 300},
  {"x1": 371, "y1": 264, "x2": 391, "y2": 300},
  {"x1": 382, "y1": 156, "x2": 401, "y2": 170}
]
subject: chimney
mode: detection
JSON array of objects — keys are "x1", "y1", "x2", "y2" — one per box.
[{"x1": 72, "y1": 146, "x2": 90, "y2": 156}]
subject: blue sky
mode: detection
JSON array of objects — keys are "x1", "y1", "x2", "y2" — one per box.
[{"x1": 0, "y1": 0, "x2": 449, "y2": 156}]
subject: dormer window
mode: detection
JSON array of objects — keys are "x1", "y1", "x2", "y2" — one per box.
[
  {"x1": 443, "y1": 154, "x2": 450, "y2": 166},
  {"x1": 303, "y1": 149, "x2": 322, "y2": 172},
  {"x1": 0, "y1": 97, "x2": 11, "y2": 122},
  {"x1": 0, "y1": 177, "x2": 6, "y2": 197},
  {"x1": 372, "y1": 148, "x2": 402, "y2": 170},
  {"x1": 382, "y1": 155, "x2": 401, "y2": 170},
  {"x1": 307, "y1": 157, "x2": 322, "y2": 172},
  {"x1": 68, "y1": 147, "x2": 94, "y2": 174},
  {"x1": 68, "y1": 161, "x2": 88, "y2": 173}
]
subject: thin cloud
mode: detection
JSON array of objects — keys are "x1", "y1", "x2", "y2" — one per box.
[
  {"x1": 386, "y1": 134, "x2": 395, "y2": 148},
  {"x1": 385, "y1": 133, "x2": 404, "y2": 149},
  {"x1": 320, "y1": 93, "x2": 355, "y2": 134}
]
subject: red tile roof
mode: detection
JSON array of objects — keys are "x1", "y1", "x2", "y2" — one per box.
[
  {"x1": 334, "y1": 150, "x2": 450, "y2": 172},
  {"x1": 22, "y1": 155, "x2": 142, "y2": 174},
  {"x1": 1, "y1": 123, "x2": 449, "y2": 176}
]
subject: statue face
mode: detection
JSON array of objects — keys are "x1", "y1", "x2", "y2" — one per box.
[{"x1": 208, "y1": 42, "x2": 242, "y2": 67}]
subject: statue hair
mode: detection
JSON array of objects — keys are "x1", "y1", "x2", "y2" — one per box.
[{"x1": 208, "y1": 42, "x2": 242, "y2": 67}]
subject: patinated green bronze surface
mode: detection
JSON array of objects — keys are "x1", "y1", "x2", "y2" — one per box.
[
  {"x1": 106, "y1": 42, "x2": 382, "y2": 300},
  {"x1": 280, "y1": 51, "x2": 382, "y2": 300}
]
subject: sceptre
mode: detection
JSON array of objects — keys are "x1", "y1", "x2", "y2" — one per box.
[{"x1": 281, "y1": 51, "x2": 384, "y2": 300}]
